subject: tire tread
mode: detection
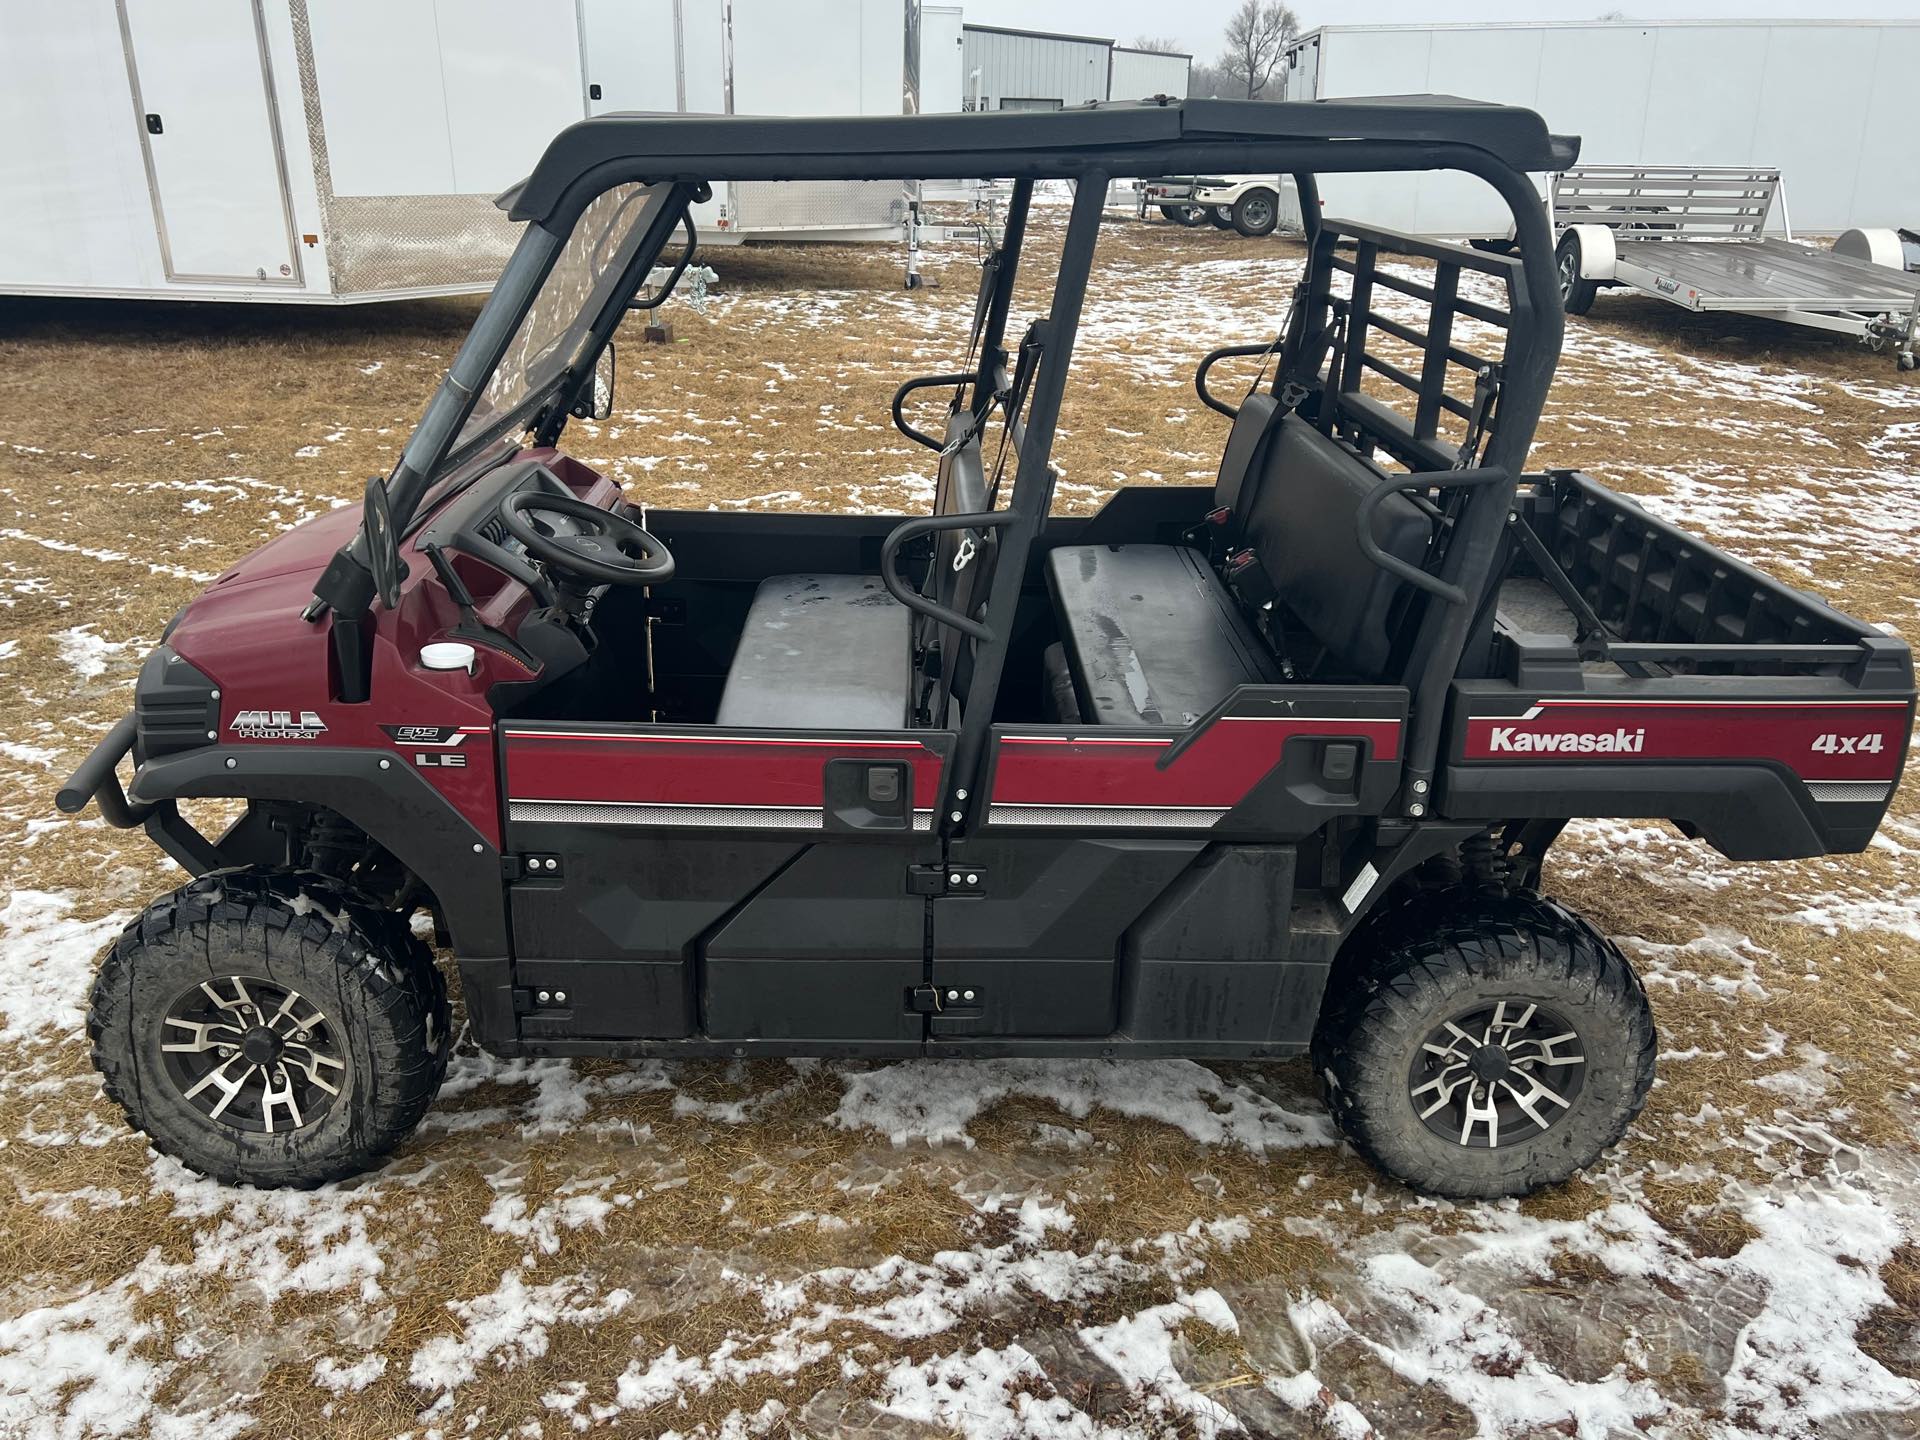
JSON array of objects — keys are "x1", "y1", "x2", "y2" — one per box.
[
  {"x1": 88, "y1": 871, "x2": 451, "y2": 1188},
  {"x1": 1313, "y1": 890, "x2": 1656, "y2": 1199}
]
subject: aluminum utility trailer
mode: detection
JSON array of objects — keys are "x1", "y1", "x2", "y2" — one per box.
[{"x1": 1553, "y1": 166, "x2": 1920, "y2": 370}]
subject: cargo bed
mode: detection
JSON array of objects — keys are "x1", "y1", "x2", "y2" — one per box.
[{"x1": 1445, "y1": 470, "x2": 1915, "y2": 859}]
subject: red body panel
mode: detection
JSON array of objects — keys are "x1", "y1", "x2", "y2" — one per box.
[
  {"x1": 1459, "y1": 698, "x2": 1908, "y2": 784},
  {"x1": 988, "y1": 716, "x2": 1405, "y2": 811},
  {"x1": 502, "y1": 728, "x2": 949, "y2": 824},
  {"x1": 157, "y1": 449, "x2": 599, "y2": 848}
]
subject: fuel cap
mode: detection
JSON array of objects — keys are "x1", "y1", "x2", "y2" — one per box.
[{"x1": 420, "y1": 641, "x2": 477, "y2": 673}]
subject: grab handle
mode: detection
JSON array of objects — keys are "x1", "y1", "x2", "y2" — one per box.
[
  {"x1": 1195, "y1": 340, "x2": 1282, "y2": 418},
  {"x1": 890, "y1": 373, "x2": 975, "y2": 452},
  {"x1": 1354, "y1": 466, "x2": 1509, "y2": 606},
  {"x1": 879, "y1": 510, "x2": 1016, "y2": 642}
]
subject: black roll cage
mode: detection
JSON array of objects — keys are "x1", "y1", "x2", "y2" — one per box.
[{"x1": 316, "y1": 102, "x2": 1568, "y2": 812}]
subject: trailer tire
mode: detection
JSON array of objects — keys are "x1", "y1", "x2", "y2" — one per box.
[
  {"x1": 1557, "y1": 234, "x2": 1598, "y2": 316},
  {"x1": 1231, "y1": 188, "x2": 1279, "y2": 238},
  {"x1": 1160, "y1": 203, "x2": 1207, "y2": 226},
  {"x1": 1208, "y1": 206, "x2": 1235, "y2": 230},
  {"x1": 1311, "y1": 891, "x2": 1655, "y2": 1199},
  {"x1": 88, "y1": 870, "x2": 451, "y2": 1188}
]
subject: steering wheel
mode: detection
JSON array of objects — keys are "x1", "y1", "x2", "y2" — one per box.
[{"x1": 499, "y1": 490, "x2": 674, "y2": 587}]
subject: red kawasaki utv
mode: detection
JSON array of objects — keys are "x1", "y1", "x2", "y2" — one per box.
[{"x1": 62, "y1": 100, "x2": 1914, "y2": 1198}]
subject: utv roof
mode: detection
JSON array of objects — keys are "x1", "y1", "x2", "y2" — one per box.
[{"x1": 503, "y1": 96, "x2": 1578, "y2": 224}]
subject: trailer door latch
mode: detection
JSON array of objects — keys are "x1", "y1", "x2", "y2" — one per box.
[{"x1": 909, "y1": 982, "x2": 944, "y2": 1014}]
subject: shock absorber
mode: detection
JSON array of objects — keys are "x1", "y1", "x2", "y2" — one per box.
[{"x1": 1460, "y1": 829, "x2": 1514, "y2": 892}]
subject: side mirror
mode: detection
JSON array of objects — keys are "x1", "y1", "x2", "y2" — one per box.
[{"x1": 578, "y1": 343, "x2": 616, "y2": 422}]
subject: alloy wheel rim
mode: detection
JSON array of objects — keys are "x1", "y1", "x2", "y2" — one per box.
[
  {"x1": 1406, "y1": 999, "x2": 1586, "y2": 1149},
  {"x1": 160, "y1": 976, "x2": 347, "y2": 1134},
  {"x1": 1558, "y1": 251, "x2": 1577, "y2": 298}
]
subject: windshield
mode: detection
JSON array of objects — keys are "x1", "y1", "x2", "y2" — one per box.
[{"x1": 451, "y1": 181, "x2": 668, "y2": 454}]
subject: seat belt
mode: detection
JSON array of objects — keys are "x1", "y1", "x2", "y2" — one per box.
[{"x1": 984, "y1": 322, "x2": 1044, "y2": 510}]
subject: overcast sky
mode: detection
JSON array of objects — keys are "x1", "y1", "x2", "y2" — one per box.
[{"x1": 957, "y1": 1, "x2": 1920, "y2": 60}]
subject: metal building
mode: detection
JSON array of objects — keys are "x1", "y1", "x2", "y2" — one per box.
[
  {"x1": 1109, "y1": 45, "x2": 1191, "y2": 101},
  {"x1": 961, "y1": 24, "x2": 1110, "y2": 111}
]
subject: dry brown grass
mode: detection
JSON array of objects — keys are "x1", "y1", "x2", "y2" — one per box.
[{"x1": 1858, "y1": 1242, "x2": 1920, "y2": 1381}]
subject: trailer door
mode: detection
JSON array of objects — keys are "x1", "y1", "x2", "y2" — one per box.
[
  {"x1": 119, "y1": 0, "x2": 299, "y2": 286},
  {"x1": 580, "y1": 0, "x2": 685, "y2": 114}
]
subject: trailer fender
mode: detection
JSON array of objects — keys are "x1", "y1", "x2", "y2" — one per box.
[
  {"x1": 1565, "y1": 222, "x2": 1617, "y2": 280},
  {"x1": 1834, "y1": 228, "x2": 1906, "y2": 273}
]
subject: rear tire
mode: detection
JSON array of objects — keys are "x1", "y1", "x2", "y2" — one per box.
[
  {"x1": 1557, "y1": 233, "x2": 1599, "y2": 316},
  {"x1": 1160, "y1": 203, "x2": 1206, "y2": 227},
  {"x1": 1208, "y1": 206, "x2": 1235, "y2": 230},
  {"x1": 1231, "y1": 188, "x2": 1279, "y2": 238},
  {"x1": 89, "y1": 871, "x2": 451, "y2": 1188},
  {"x1": 1312, "y1": 891, "x2": 1655, "y2": 1199}
]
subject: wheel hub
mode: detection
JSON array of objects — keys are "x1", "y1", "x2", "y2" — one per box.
[
  {"x1": 1466, "y1": 1044, "x2": 1513, "y2": 1084},
  {"x1": 239, "y1": 1026, "x2": 283, "y2": 1066},
  {"x1": 159, "y1": 976, "x2": 346, "y2": 1135},
  {"x1": 1407, "y1": 1000, "x2": 1586, "y2": 1150}
]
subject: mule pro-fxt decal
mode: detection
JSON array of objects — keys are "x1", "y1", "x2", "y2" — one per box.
[{"x1": 228, "y1": 708, "x2": 327, "y2": 741}]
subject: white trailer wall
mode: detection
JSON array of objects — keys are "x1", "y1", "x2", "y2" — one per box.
[
  {"x1": 1109, "y1": 47, "x2": 1190, "y2": 102},
  {"x1": 309, "y1": 0, "x2": 581, "y2": 292},
  {"x1": 962, "y1": 25, "x2": 1110, "y2": 111},
  {"x1": 0, "y1": 0, "x2": 568, "y2": 302},
  {"x1": 581, "y1": 0, "x2": 907, "y2": 241},
  {"x1": 1287, "y1": 21, "x2": 1920, "y2": 238}
]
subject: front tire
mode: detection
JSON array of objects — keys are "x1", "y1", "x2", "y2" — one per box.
[
  {"x1": 1231, "y1": 188, "x2": 1279, "y2": 238},
  {"x1": 1312, "y1": 891, "x2": 1655, "y2": 1199},
  {"x1": 88, "y1": 871, "x2": 451, "y2": 1188},
  {"x1": 1557, "y1": 233, "x2": 1599, "y2": 315}
]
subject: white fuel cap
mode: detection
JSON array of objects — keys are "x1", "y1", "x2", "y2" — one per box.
[{"x1": 420, "y1": 641, "x2": 477, "y2": 673}]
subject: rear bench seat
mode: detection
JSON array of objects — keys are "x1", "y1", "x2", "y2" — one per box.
[{"x1": 1047, "y1": 414, "x2": 1431, "y2": 725}]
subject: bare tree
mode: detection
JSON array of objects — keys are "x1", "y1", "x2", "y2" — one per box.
[
  {"x1": 1219, "y1": 0, "x2": 1299, "y2": 101},
  {"x1": 1187, "y1": 60, "x2": 1229, "y2": 99},
  {"x1": 1129, "y1": 36, "x2": 1185, "y2": 53}
]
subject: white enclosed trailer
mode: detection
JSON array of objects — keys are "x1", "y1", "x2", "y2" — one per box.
[
  {"x1": 1280, "y1": 20, "x2": 1920, "y2": 240},
  {"x1": 0, "y1": 0, "x2": 911, "y2": 305},
  {"x1": 583, "y1": 0, "x2": 911, "y2": 245}
]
